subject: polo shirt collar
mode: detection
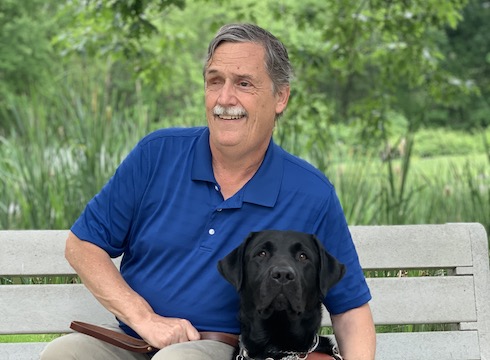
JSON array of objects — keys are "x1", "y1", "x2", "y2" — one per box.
[
  {"x1": 242, "y1": 140, "x2": 282, "y2": 207},
  {"x1": 191, "y1": 127, "x2": 215, "y2": 183},
  {"x1": 191, "y1": 127, "x2": 282, "y2": 208}
]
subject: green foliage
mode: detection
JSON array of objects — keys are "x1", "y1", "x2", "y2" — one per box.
[
  {"x1": 0, "y1": 0, "x2": 59, "y2": 105},
  {"x1": 439, "y1": 0, "x2": 490, "y2": 128},
  {"x1": 0, "y1": 64, "x2": 152, "y2": 229},
  {"x1": 48, "y1": 0, "x2": 477, "y2": 145},
  {"x1": 1, "y1": 86, "x2": 488, "y2": 231},
  {"x1": 414, "y1": 128, "x2": 482, "y2": 157},
  {"x1": 326, "y1": 151, "x2": 490, "y2": 230},
  {"x1": 0, "y1": 334, "x2": 60, "y2": 343},
  {"x1": 53, "y1": 0, "x2": 186, "y2": 57},
  {"x1": 2, "y1": 0, "x2": 485, "y2": 137},
  {"x1": 286, "y1": 0, "x2": 472, "y2": 132},
  {"x1": 0, "y1": 0, "x2": 489, "y2": 235}
]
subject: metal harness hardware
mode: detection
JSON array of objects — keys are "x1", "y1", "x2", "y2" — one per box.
[
  {"x1": 331, "y1": 345, "x2": 343, "y2": 360},
  {"x1": 236, "y1": 334, "x2": 344, "y2": 360}
]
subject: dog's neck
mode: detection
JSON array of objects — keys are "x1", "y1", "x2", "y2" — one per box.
[
  {"x1": 239, "y1": 312, "x2": 320, "y2": 359},
  {"x1": 237, "y1": 333, "x2": 320, "y2": 360},
  {"x1": 239, "y1": 306, "x2": 321, "y2": 356}
]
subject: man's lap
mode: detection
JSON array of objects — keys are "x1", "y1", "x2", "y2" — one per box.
[{"x1": 40, "y1": 323, "x2": 234, "y2": 360}]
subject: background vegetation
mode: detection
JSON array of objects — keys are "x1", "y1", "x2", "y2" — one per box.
[
  {"x1": 0, "y1": 0, "x2": 489, "y2": 343},
  {"x1": 0, "y1": 0, "x2": 488, "y2": 235}
]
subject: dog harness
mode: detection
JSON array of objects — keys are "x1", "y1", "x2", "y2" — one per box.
[{"x1": 235, "y1": 334, "x2": 343, "y2": 360}]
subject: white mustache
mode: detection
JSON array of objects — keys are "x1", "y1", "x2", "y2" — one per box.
[{"x1": 213, "y1": 105, "x2": 247, "y2": 117}]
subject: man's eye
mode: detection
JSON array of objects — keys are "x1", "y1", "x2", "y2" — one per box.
[
  {"x1": 239, "y1": 81, "x2": 250, "y2": 87},
  {"x1": 206, "y1": 78, "x2": 222, "y2": 88}
]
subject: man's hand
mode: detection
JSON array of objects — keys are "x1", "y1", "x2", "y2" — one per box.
[{"x1": 133, "y1": 314, "x2": 201, "y2": 349}]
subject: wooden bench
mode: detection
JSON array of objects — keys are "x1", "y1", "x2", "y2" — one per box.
[{"x1": 1, "y1": 223, "x2": 489, "y2": 360}]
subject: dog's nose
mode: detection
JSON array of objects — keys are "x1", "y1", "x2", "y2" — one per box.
[{"x1": 270, "y1": 266, "x2": 296, "y2": 284}]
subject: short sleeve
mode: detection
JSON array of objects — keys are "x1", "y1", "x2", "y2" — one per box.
[
  {"x1": 314, "y1": 187, "x2": 372, "y2": 315},
  {"x1": 71, "y1": 141, "x2": 148, "y2": 258}
]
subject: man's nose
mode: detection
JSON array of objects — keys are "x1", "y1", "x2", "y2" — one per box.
[{"x1": 218, "y1": 81, "x2": 238, "y2": 106}]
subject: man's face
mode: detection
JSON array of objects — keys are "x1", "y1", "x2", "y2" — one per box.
[{"x1": 204, "y1": 42, "x2": 289, "y2": 155}]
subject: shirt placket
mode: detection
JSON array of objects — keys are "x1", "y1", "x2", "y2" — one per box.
[{"x1": 199, "y1": 183, "x2": 241, "y2": 251}]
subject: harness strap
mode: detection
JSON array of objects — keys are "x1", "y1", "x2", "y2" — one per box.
[{"x1": 70, "y1": 321, "x2": 239, "y2": 353}]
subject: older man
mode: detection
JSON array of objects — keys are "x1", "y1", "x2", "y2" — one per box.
[{"x1": 41, "y1": 23, "x2": 375, "y2": 360}]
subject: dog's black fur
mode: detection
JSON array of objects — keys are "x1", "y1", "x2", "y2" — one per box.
[{"x1": 218, "y1": 230, "x2": 346, "y2": 359}]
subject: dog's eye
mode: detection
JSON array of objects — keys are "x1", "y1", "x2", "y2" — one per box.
[
  {"x1": 298, "y1": 253, "x2": 308, "y2": 261},
  {"x1": 256, "y1": 250, "x2": 268, "y2": 258}
]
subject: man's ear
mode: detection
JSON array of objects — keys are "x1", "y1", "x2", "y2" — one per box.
[
  {"x1": 274, "y1": 85, "x2": 290, "y2": 115},
  {"x1": 311, "y1": 235, "x2": 346, "y2": 297},
  {"x1": 217, "y1": 232, "x2": 256, "y2": 291}
]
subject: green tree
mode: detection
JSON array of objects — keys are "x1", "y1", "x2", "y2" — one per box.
[
  {"x1": 0, "y1": 0, "x2": 63, "y2": 133},
  {"x1": 50, "y1": 0, "x2": 475, "y2": 155},
  {"x1": 439, "y1": 0, "x2": 490, "y2": 128},
  {"x1": 0, "y1": 1, "x2": 58, "y2": 98},
  {"x1": 274, "y1": 0, "x2": 472, "y2": 138}
]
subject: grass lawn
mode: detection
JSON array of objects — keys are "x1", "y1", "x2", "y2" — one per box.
[
  {"x1": 411, "y1": 153, "x2": 488, "y2": 176},
  {"x1": 0, "y1": 334, "x2": 61, "y2": 343}
]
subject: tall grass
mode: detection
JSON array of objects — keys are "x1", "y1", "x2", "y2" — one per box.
[
  {"x1": 325, "y1": 150, "x2": 490, "y2": 233},
  {"x1": 0, "y1": 67, "x2": 153, "y2": 229},
  {"x1": 1, "y1": 94, "x2": 489, "y2": 233},
  {"x1": 0, "y1": 63, "x2": 489, "y2": 236}
]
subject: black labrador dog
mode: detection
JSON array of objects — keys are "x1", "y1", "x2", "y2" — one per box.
[{"x1": 218, "y1": 230, "x2": 345, "y2": 360}]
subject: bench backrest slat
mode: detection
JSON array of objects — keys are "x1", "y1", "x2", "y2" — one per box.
[
  {"x1": 367, "y1": 276, "x2": 477, "y2": 325},
  {"x1": 351, "y1": 224, "x2": 474, "y2": 269},
  {"x1": 0, "y1": 230, "x2": 120, "y2": 276},
  {"x1": 0, "y1": 284, "x2": 114, "y2": 334},
  {"x1": 0, "y1": 224, "x2": 478, "y2": 275},
  {"x1": 0, "y1": 230, "x2": 71, "y2": 276},
  {"x1": 0, "y1": 224, "x2": 478, "y2": 276},
  {"x1": 376, "y1": 331, "x2": 481, "y2": 360},
  {"x1": 0, "y1": 275, "x2": 477, "y2": 334}
]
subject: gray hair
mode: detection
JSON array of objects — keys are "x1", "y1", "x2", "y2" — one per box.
[{"x1": 204, "y1": 23, "x2": 293, "y2": 94}]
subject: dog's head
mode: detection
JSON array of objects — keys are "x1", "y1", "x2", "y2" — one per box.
[{"x1": 218, "y1": 230, "x2": 345, "y2": 319}]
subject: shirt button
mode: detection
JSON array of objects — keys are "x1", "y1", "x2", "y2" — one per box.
[
  {"x1": 217, "y1": 208, "x2": 222, "y2": 212},
  {"x1": 209, "y1": 229, "x2": 215, "y2": 235},
  {"x1": 214, "y1": 185, "x2": 220, "y2": 191}
]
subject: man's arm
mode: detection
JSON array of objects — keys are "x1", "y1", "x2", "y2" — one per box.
[
  {"x1": 65, "y1": 231, "x2": 200, "y2": 348},
  {"x1": 331, "y1": 303, "x2": 376, "y2": 360}
]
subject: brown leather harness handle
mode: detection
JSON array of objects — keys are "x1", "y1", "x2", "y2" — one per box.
[{"x1": 70, "y1": 321, "x2": 239, "y2": 353}]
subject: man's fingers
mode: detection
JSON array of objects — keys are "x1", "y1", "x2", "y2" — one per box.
[
  {"x1": 186, "y1": 325, "x2": 201, "y2": 341},
  {"x1": 136, "y1": 316, "x2": 200, "y2": 348}
]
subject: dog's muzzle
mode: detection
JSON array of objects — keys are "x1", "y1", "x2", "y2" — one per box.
[{"x1": 256, "y1": 265, "x2": 304, "y2": 316}]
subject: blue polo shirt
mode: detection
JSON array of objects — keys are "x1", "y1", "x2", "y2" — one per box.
[{"x1": 71, "y1": 127, "x2": 371, "y2": 337}]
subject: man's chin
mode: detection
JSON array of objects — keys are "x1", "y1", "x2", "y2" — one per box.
[{"x1": 209, "y1": 127, "x2": 246, "y2": 145}]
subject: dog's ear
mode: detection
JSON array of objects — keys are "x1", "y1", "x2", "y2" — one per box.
[
  {"x1": 312, "y1": 235, "x2": 346, "y2": 296},
  {"x1": 217, "y1": 232, "x2": 256, "y2": 291}
]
